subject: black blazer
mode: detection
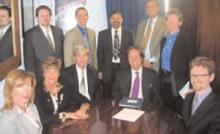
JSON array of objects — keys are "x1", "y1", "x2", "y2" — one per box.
[
  {"x1": 97, "y1": 27, "x2": 134, "y2": 82},
  {"x1": 112, "y1": 67, "x2": 161, "y2": 105},
  {"x1": 160, "y1": 30, "x2": 196, "y2": 91},
  {"x1": 35, "y1": 78, "x2": 78, "y2": 134},
  {"x1": 23, "y1": 25, "x2": 64, "y2": 81},
  {"x1": 182, "y1": 91, "x2": 220, "y2": 134},
  {"x1": 0, "y1": 26, "x2": 13, "y2": 62},
  {"x1": 61, "y1": 64, "x2": 99, "y2": 104}
]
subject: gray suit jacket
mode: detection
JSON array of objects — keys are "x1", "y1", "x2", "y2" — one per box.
[
  {"x1": 64, "y1": 26, "x2": 97, "y2": 69},
  {"x1": 136, "y1": 16, "x2": 167, "y2": 72},
  {"x1": 23, "y1": 25, "x2": 64, "y2": 81},
  {"x1": 0, "y1": 26, "x2": 13, "y2": 62},
  {"x1": 0, "y1": 103, "x2": 42, "y2": 134}
]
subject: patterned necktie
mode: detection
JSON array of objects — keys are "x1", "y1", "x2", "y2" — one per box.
[
  {"x1": 46, "y1": 29, "x2": 55, "y2": 51},
  {"x1": 191, "y1": 95, "x2": 199, "y2": 116},
  {"x1": 82, "y1": 29, "x2": 93, "y2": 64},
  {"x1": 113, "y1": 30, "x2": 120, "y2": 60},
  {"x1": 131, "y1": 72, "x2": 140, "y2": 98},
  {"x1": 141, "y1": 20, "x2": 152, "y2": 50},
  {"x1": 80, "y1": 69, "x2": 86, "y2": 95}
]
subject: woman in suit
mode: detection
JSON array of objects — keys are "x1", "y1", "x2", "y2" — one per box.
[
  {"x1": 35, "y1": 57, "x2": 89, "y2": 134},
  {"x1": 0, "y1": 69, "x2": 42, "y2": 134}
]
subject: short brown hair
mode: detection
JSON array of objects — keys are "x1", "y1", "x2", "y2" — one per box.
[
  {"x1": 166, "y1": 8, "x2": 183, "y2": 22},
  {"x1": 190, "y1": 56, "x2": 215, "y2": 74},
  {"x1": 41, "y1": 56, "x2": 62, "y2": 72},
  {"x1": 0, "y1": 5, "x2": 11, "y2": 17},
  {"x1": 36, "y1": 5, "x2": 52, "y2": 17},
  {"x1": 2, "y1": 69, "x2": 36, "y2": 110},
  {"x1": 145, "y1": 0, "x2": 159, "y2": 7},
  {"x1": 127, "y1": 46, "x2": 144, "y2": 59},
  {"x1": 75, "y1": 7, "x2": 88, "y2": 16}
]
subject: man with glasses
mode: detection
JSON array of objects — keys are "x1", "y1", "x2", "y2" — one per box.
[{"x1": 182, "y1": 56, "x2": 220, "y2": 134}]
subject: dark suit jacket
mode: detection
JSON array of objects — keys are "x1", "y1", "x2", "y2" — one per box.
[
  {"x1": 97, "y1": 27, "x2": 134, "y2": 82},
  {"x1": 182, "y1": 91, "x2": 220, "y2": 134},
  {"x1": 23, "y1": 25, "x2": 64, "y2": 81},
  {"x1": 61, "y1": 64, "x2": 99, "y2": 104},
  {"x1": 112, "y1": 67, "x2": 161, "y2": 105},
  {"x1": 0, "y1": 26, "x2": 13, "y2": 62},
  {"x1": 35, "y1": 78, "x2": 79, "y2": 134},
  {"x1": 160, "y1": 30, "x2": 196, "y2": 91}
]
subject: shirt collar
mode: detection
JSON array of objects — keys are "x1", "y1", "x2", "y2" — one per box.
[
  {"x1": 195, "y1": 86, "x2": 212, "y2": 102},
  {"x1": 39, "y1": 24, "x2": 51, "y2": 32},
  {"x1": 111, "y1": 26, "x2": 122, "y2": 33},
  {"x1": 76, "y1": 64, "x2": 87, "y2": 72},
  {"x1": 131, "y1": 66, "x2": 143, "y2": 74}
]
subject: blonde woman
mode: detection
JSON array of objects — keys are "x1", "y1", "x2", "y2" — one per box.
[{"x1": 0, "y1": 69, "x2": 42, "y2": 134}]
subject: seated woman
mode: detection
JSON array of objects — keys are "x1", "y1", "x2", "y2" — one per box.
[
  {"x1": 35, "y1": 57, "x2": 89, "y2": 134},
  {"x1": 0, "y1": 69, "x2": 42, "y2": 134}
]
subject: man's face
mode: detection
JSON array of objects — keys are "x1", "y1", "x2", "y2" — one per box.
[
  {"x1": 0, "y1": 9, "x2": 10, "y2": 27},
  {"x1": 145, "y1": 1, "x2": 159, "y2": 19},
  {"x1": 75, "y1": 50, "x2": 89, "y2": 69},
  {"x1": 110, "y1": 13, "x2": 123, "y2": 29},
  {"x1": 190, "y1": 66, "x2": 214, "y2": 92},
  {"x1": 166, "y1": 14, "x2": 182, "y2": 33},
  {"x1": 37, "y1": 9, "x2": 51, "y2": 27},
  {"x1": 76, "y1": 9, "x2": 88, "y2": 27},
  {"x1": 128, "y1": 49, "x2": 142, "y2": 71}
]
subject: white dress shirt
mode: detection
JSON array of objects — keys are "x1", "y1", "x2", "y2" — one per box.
[
  {"x1": 0, "y1": 23, "x2": 11, "y2": 38},
  {"x1": 39, "y1": 25, "x2": 55, "y2": 48},
  {"x1": 129, "y1": 67, "x2": 143, "y2": 99},
  {"x1": 144, "y1": 16, "x2": 158, "y2": 60},
  {"x1": 76, "y1": 65, "x2": 91, "y2": 100},
  {"x1": 111, "y1": 27, "x2": 122, "y2": 63}
]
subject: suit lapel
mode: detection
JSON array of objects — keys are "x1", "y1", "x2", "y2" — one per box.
[
  {"x1": 73, "y1": 65, "x2": 79, "y2": 93},
  {"x1": 0, "y1": 26, "x2": 11, "y2": 42},
  {"x1": 183, "y1": 93, "x2": 194, "y2": 126},
  {"x1": 187, "y1": 92, "x2": 215, "y2": 126},
  {"x1": 108, "y1": 29, "x2": 113, "y2": 56},
  {"x1": 86, "y1": 67, "x2": 93, "y2": 99}
]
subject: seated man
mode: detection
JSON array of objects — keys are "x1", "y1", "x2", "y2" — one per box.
[
  {"x1": 112, "y1": 46, "x2": 161, "y2": 105},
  {"x1": 61, "y1": 45, "x2": 99, "y2": 105},
  {"x1": 182, "y1": 57, "x2": 220, "y2": 134}
]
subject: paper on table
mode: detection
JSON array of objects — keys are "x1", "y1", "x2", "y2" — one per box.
[{"x1": 112, "y1": 108, "x2": 145, "y2": 122}]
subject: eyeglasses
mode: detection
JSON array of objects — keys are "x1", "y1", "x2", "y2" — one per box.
[{"x1": 189, "y1": 73, "x2": 210, "y2": 78}]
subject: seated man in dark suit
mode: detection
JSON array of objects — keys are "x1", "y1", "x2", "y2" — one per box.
[
  {"x1": 0, "y1": 5, "x2": 13, "y2": 62},
  {"x1": 182, "y1": 57, "x2": 220, "y2": 134},
  {"x1": 112, "y1": 46, "x2": 161, "y2": 105},
  {"x1": 61, "y1": 45, "x2": 99, "y2": 105}
]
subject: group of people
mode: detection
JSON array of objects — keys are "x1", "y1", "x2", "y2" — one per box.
[{"x1": 1, "y1": 0, "x2": 220, "y2": 134}]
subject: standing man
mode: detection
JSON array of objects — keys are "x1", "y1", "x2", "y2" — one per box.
[
  {"x1": 61, "y1": 45, "x2": 99, "y2": 104},
  {"x1": 24, "y1": 5, "x2": 64, "y2": 82},
  {"x1": 97, "y1": 10, "x2": 134, "y2": 98},
  {"x1": 112, "y1": 47, "x2": 161, "y2": 105},
  {"x1": 136, "y1": 0, "x2": 167, "y2": 72},
  {"x1": 64, "y1": 7, "x2": 96, "y2": 69},
  {"x1": 160, "y1": 8, "x2": 196, "y2": 114},
  {"x1": 183, "y1": 57, "x2": 220, "y2": 134},
  {"x1": 0, "y1": 5, "x2": 13, "y2": 62}
]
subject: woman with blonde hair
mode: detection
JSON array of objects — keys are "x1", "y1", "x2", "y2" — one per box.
[{"x1": 0, "y1": 69, "x2": 42, "y2": 134}]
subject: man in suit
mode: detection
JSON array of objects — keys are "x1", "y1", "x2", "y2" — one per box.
[
  {"x1": 97, "y1": 10, "x2": 134, "y2": 99},
  {"x1": 23, "y1": 5, "x2": 64, "y2": 82},
  {"x1": 159, "y1": 8, "x2": 196, "y2": 114},
  {"x1": 0, "y1": 5, "x2": 13, "y2": 62},
  {"x1": 61, "y1": 45, "x2": 99, "y2": 104},
  {"x1": 64, "y1": 7, "x2": 97, "y2": 69},
  {"x1": 112, "y1": 47, "x2": 161, "y2": 105},
  {"x1": 136, "y1": 0, "x2": 167, "y2": 72},
  {"x1": 182, "y1": 57, "x2": 220, "y2": 134}
]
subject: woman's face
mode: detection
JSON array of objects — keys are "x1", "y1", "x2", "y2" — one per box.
[
  {"x1": 43, "y1": 66, "x2": 59, "y2": 84},
  {"x1": 12, "y1": 78, "x2": 32, "y2": 109}
]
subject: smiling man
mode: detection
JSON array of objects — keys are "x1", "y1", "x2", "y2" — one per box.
[
  {"x1": 64, "y1": 7, "x2": 97, "y2": 69},
  {"x1": 182, "y1": 56, "x2": 220, "y2": 134},
  {"x1": 97, "y1": 10, "x2": 134, "y2": 99},
  {"x1": 24, "y1": 5, "x2": 64, "y2": 82}
]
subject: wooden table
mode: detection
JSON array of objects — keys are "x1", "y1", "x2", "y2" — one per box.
[{"x1": 49, "y1": 100, "x2": 186, "y2": 134}]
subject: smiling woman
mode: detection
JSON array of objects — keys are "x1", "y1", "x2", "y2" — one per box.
[{"x1": 0, "y1": 0, "x2": 21, "y2": 80}]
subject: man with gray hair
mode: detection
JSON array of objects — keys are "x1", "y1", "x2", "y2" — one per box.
[{"x1": 61, "y1": 45, "x2": 99, "y2": 104}]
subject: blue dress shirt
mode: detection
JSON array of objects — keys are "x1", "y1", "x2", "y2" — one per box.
[{"x1": 161, "y1": 30, "x2": 180, "y2": 71}]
